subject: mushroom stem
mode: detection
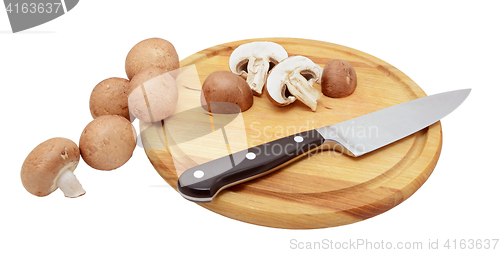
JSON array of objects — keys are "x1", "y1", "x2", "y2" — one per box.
[
  {"x1": 57, "y1": 169, "x2": 86, "y2": 198},
  {"x1": 246, "y1": 58, "x2": 269, "y2": 95},
  {"x1": 286, "y1": 73, "x2": 322, "y2": 111}
]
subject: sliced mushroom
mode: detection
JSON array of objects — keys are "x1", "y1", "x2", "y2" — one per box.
[
  {"x1": 266, "y1": 56, "x2": 323, "y2": 111},
  {"x1": 229, "y1": 41, "x2": 288, "y2": 95}
]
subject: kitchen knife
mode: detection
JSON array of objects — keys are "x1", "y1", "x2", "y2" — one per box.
[
  {"x1": 177, "y1": 89, "x2": 471, "y2": 202},
  {"x1": 161, "y1": 103, "x2": 246, "y2": 175}
]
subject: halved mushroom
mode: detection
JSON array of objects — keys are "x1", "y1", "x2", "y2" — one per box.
[
  {"x1": 266, "y1": 56, "x2": 323, "y2": 111},
  {"x1": 229, "y1": 41, "x2": 288, "y2": 95}
]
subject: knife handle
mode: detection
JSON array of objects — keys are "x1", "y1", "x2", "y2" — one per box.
[{"x1": 177, "y1": 129, "x2": 325, "y2": 202}]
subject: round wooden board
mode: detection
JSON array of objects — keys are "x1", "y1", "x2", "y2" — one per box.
[{"x1": 140, "y1": 38, "x2": 442, "y2": 229}]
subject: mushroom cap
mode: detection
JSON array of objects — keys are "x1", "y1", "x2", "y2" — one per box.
[
  {"x1": 201, "y1": 71, "x2": 253, "y2": 113},
  {"x1": 125, "y1": 38, "x2": 180, "y2": 80},
  {"x1": 89, "y1": 77, "x2": 131, "y2": 120},
  {"x1": 321, "y1": 59, "x2": 357, "y2": 98},
  {"x1": 21, "y1": 138, "x2": 80, "y2": 197},
  {"x1": 266, "y1": 56, "x2": 322, "y2": 107},
  {"x1": 128, "y1": 67, "x2": 178, "y2": 122},
  {"x1": 128, "y1": 67, "x2": 167, "y2": 94},
  {"x1": 229, "y1": 41, "x2": 288, "y2": 75},
  {"x1": 79, "y1": 115, "x2": 136, "y2": 171}
]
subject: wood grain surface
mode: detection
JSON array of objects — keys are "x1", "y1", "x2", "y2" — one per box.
[{"x1": 140, "y1": 38, "x2": 442, "y2": 229}]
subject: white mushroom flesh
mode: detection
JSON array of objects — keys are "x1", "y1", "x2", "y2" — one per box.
[
  {"x1": 229, "y1": 41, "x2": 288, "y2": 95},
  {"x1": 267, "y1": 56, "x2": 323, "y2": 111},
  {"x1": 55, "y1": 161, "x2": 86, "y2": 198}
]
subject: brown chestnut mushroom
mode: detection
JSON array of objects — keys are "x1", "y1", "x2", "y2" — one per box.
[
  {"x1": 79, "y1": 115, "x2": 136, "y2": 171},
  {"x1": 128, "y1": 67, "x2": 167, "y2": 94},
  {"x1": 21, "y1": 138, "x2": 85, "y2": 198},
  {"x1": 321, "y1": 59, "x2": 357, "y2": 98},
  {"x1": 128, "y1": 67, "x2": 178, "y2": 123},
  {"x1": 125, "y1": 38, "x2": 180, "y2": 80},
  {"x1": 201, "y1": 71, "x2": 253, "y2": 114},
  {"x1": 89, "y1": 77, "x2": 131, "y2": 120}
]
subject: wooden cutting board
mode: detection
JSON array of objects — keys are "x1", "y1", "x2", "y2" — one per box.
[{"x1": 140, "y1": 38, "x2": 442, "y2": 229}]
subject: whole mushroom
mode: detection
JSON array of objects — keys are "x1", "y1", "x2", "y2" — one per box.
[
  {"x1": 79, "y1": 115, "x2": 136, "y2": 171},
  {"x1": 266, "y1": 56, "x2": 323, "y2": 111},
  {"x1": 125, "y1": 37, "x2": 180, "y2": 80},
  {"x1": 229, "y1": 41, "x2": 288, "y2": 95},
  {"x1": 128, "y1": 67, "x2": 178, "y2": 123},
  {"x1": 21, "y1": 137, "x2": 85, "y2": 198},
  {"x1": 321, "y1": 59, "x2": 357, "y2": 98},
  {"x1": 201, "y1": 71, "x2": 253, "y2": 113},
  {"x1": 128, "y1": 67, "x2": 167, "y2": 94},
  {"x1": 89, "y1": 77, "x2": 131, "y2": 120}
]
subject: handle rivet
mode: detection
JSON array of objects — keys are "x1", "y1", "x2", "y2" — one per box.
[
  {"x1": 294, "y1": 136, "x2": 304, "y2": 143},
  {"x1": 193, "y1": 170, "x2": 204, "y2": 179},
  {"x1": 246, "y1": 152, "x2": 256, "y2": 160}
]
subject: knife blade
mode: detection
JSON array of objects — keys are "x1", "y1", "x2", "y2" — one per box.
[{"x1": 177, "y1": 89, "x2": 471, "y2": 202}]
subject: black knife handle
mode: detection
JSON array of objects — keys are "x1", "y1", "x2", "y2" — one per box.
[{"x1": 177, "y1": 129, "x2": 325, "y2": 202}]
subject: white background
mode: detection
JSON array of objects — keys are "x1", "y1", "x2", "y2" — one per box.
[{"x1": 1, "y1": 1, "x2": 499, "y2": 252}]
